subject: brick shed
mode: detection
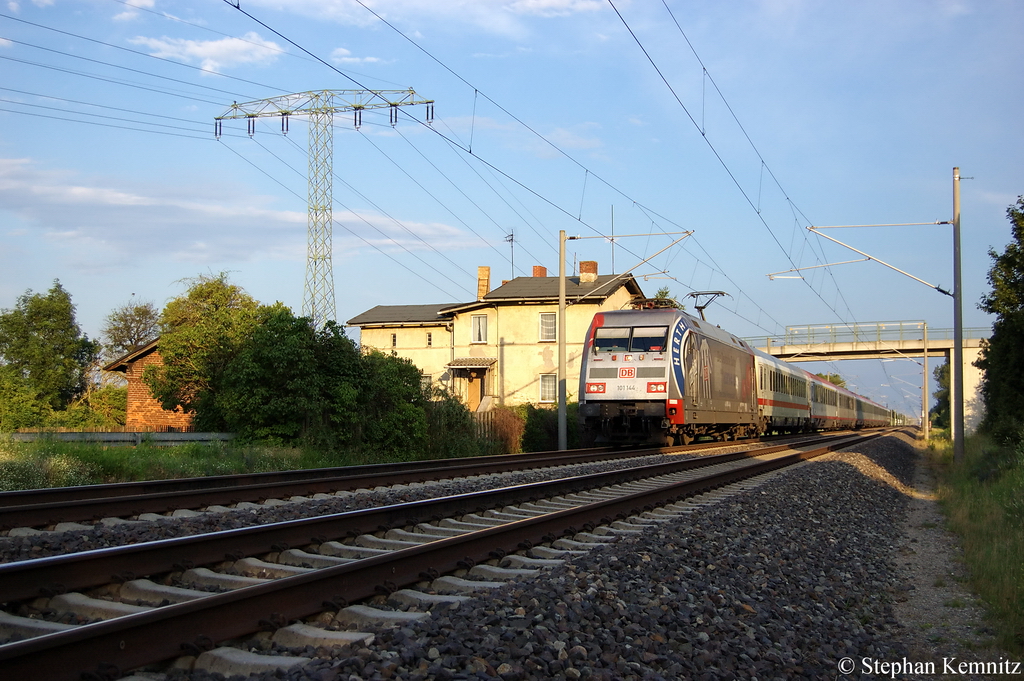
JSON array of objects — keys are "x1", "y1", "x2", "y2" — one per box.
[{"x1": 103, "y1": 339, "x2": 193, "y2": 431}]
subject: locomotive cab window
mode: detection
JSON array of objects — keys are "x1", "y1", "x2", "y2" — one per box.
[
  {"x1": 594, "y1": 327, "x2": 630, "y2": 352},
  {"x1": 629, "y1": 326, "x2": 669, "y2": 353}
]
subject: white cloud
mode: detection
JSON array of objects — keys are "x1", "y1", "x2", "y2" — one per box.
[
  {"x1": 506, "y1": 0, "x2": 603, "y2": 17},
  {"x1": 330, "y1": 47, "x2": 382, "y2": 65},
  {"x1": 0, "y1": 38, "x2": 12, "y2": 49},
  {"x1": 0, "y1": 158, "x2": 470, "y2": 272},
  {"x1": 243, "y1": 0, "x2": 606, "y2": 37},
  {"x1": 545, "y1": 125, "x2": 601, "y2": 150},
  {"x1": 127, "y1": 32, "x2": 284, "y2": 73},
  {"x1": 0, "y1": 158, "x2": 304, "y2": 269},
  {"x1": 6, "y1": 2, "x2": 19, "y2": 12},
  {"x1": 30, "y1": 0, "x2": 52, "y2": 6},
  {"x1": 113, "y1": 0, "x2": 155, "y2": 22}
]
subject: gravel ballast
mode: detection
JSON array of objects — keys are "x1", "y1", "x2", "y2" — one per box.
[{"x1": 164, "y1": 433, "x2": 919, "y2": 681}]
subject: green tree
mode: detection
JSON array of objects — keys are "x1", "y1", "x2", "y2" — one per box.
[
  {"x1": 218, "y1": 311, "x2": 362, "y2": 444},
  {"x1": 0, "y1": 280, "x2": 99, "y2": 410},
  {"x1": 929, "y1": 362, "x2": 950, "y2": 430},
  {"x1": 815, "y1": 372, "x2": 847, "y2": 388},
  {"x1": 653, "y1": 286, "x2": 685, "y2": 310},
  {"x1": 144, "y1": 273, "x2": 266, "y2": 430},
  {"x1": 360, "y1": 350, "x2": 428, "y2": 456},
  {"x1": 976, "y1": 196, "x2": 1024, "y2": 437},
  {"x1": 0, "y1": 368, "x2": 52, "y2": 431},
  {"x1": 101, "y1": 299, "x2": 160, "y2": 360}
]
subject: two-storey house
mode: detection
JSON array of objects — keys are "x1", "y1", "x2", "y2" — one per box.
[{"x1": 347, "y1": 262, "x2": 645, "y2": 410}]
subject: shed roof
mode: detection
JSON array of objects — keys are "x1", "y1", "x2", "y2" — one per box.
[{"x1": 102, "y1": 337, "x2": 161, "y2": 373}]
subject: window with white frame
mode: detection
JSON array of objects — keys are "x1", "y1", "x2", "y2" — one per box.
[
  {"x1": 540, "y1": 374, "x2": 557, "y2": 402},
  {"x1": 539, "y1": 312, "x2": 556, "y2": 341},
  {"x1": 390, "y1": 333, "x2": 397, "y2": 348},
  {"x1": 471, "y1": 315, "x2": 487, "y2": 343}
]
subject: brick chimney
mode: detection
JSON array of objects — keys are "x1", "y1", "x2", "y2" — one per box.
[
  {"x1": 532, "y1": 265, "x2": 547, "y2": 277},
  {"x1": 579, "y1": 260, "x2": 598, "y2": 283},
  {"x1": 477, "y1": 265, "x2": 491, "y2": 300}
]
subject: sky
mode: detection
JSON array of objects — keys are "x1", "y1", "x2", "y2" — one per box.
[{"x1": 0, "y1": 0, "x2": 1021, "y2": 417}]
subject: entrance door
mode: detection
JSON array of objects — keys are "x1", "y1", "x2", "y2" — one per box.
[{"x1": 467, "y1": 369, "x2": 486, "y2": 411}]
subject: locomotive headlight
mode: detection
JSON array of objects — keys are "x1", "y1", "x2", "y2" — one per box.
[
  {"x1": 586, "y1": 383, "x2": 606, "y2": 394},
  {"x1": 647, "y1": 382, "x2": 667, "y2": 393}
]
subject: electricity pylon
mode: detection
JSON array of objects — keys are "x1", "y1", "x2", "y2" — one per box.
[{"x1": 215, "y1": 90, "x2": 434, "y2": 329}]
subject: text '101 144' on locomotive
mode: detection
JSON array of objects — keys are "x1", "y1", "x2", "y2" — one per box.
[{"x1": 578, "y1": 300, "x2": 893, "y2": 446}]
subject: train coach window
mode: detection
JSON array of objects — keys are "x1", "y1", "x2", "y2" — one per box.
[
  {"x1": 594, "y1": 327, "x2": 630, "y2": 352},
  {"x1": 630, "y1": 326, "x2": 669, "y2": 353}
]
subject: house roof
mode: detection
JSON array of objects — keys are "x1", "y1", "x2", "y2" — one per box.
[
  {"x1": 347, "y1": 274, "x2": 643, "y2": 326},
  {"x1": 443, "y1": 274, "x2": 644, "y2": 313},
  {"x1": 346, "y1": 304, "x2": 459, "y2": 327},
  {"x1": 102, "y1": 337, "x2": 161, "y2": 373}
]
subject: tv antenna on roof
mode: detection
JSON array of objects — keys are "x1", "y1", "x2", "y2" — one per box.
[{"x1": 505, "y1": 232, "x2": 515, "y2": 278}]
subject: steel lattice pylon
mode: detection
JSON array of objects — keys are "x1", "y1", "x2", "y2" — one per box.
[{"x1": 216, "y1": 90, "x2": 434, "y2": 329}]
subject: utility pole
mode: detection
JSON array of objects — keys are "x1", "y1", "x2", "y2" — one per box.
[
  {"x1": 952, "y1": 167, "x2": 964, "y2": 462},
  {"x1": 922, "y1": 323, "x2": 929, "y2": 440},
  {"x1": 216, "y1": 89, "x2": 434, "y2": 329},
  {"x1": 558, "y1": 230, "x2": 568, "y2": 451}
]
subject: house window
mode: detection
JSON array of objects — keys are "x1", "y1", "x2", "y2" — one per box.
[
  {"x1": 391, "y1": 333, "x2": 397, "y2": 348},
  {"x1": 426, "y1": 332, "x2": 432, "y2": 347},
  {"x1": 471, "y1": 315, "x2": 487, "y2": 343},
  {"x1": 539, "y1": 312, "x2": 556, "y2": 341},
  {"x1": 540, "y1": 374, "x2": 557, "y2": 403}
]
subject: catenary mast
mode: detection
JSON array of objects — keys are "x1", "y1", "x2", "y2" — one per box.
[{"x1": 216, "y1": 90, "x2": 434, "y2": 329}]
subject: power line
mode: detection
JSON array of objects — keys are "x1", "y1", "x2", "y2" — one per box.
[
  {"x1": 0, "y1": 54, "x2": 229, "y2": 106},
  {"x1": 0, "y1": 96, "x2": 241, "y2": 136},
  {"x1": 0, "y1": 12, "x2": 291, "y2": 95},
  {"x1": 0, "y1": 105, "x2": 215, "y2": 140},
  {"x1": 218, "y1": 137, "x2": 469, "y2": 301}
]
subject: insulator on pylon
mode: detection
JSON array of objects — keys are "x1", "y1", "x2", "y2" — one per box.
[
  {"x1": 426, "y1": 102, "x2": 435, "y2": 125},
  {"x1": 390, "y1": 105, "x2": 398, "y2": 127},
  {"x1": 354, "y1": 108, "x2": 362, "y2": 129},
  {"x1": 247, "y1": 117, "x2": 256, "y2": 137},
  {"x1": 281, "y1": 114, "x2": 289, "y2": 135},
  {"x1": 214, "y1": 119, "x2": 222, "y2": 139}
]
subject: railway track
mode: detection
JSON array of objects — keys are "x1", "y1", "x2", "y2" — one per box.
[
  {"x1": 0, "y1": 430, "x2": 887, "y2": 679},
  {"x1": 0, "y1": 432, "x2": 824, "y2": 532}
]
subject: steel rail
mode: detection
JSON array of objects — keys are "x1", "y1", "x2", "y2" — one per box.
[
  {"x1": 0, "y1": 447, "x2": 655, "y2": 530},
  {"x1": 0, "y1": 431, "x2": 885, "y2": 680},
  {"x1": 0, "y1": 446, "x2": 617, "y2": 509}
]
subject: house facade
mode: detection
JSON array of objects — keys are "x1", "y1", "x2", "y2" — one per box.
[
  {"x1": 347, "y1": 262, "x2": 645, "y2": 410},
  {"x1": 103, "y1": 339, "x2": 194, "y2": 431}
]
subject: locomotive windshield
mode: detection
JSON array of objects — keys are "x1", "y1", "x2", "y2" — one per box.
[
  {"x1": 630, "y1": 326, "x2": 668, "y2": 352},
  {"x1": 592, "y1": 325, "x2": 669, "y2": 353},
  {"x1": 593, "y1": 327, "x2": 630, "y2": 352}
]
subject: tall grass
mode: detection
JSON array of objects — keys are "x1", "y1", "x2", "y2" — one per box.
[
  {"x1": 932, "y1": 430, "x2": 1024, "y2": 653},
  {"x1": 0, "y1": 438, "x2": 402, "y2": 491}
]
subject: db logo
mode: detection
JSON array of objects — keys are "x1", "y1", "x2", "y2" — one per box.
[{"x1": 618, "y1": 367, "x2": 636, "y2": 379}]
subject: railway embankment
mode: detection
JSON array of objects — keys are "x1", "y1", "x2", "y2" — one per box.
[
  {"x1": 3, "y1": 432, "x2": 1010, "y2": 680},
  {"x1": 215, "y1": 432, "x2": 1002, "y2": 681}
]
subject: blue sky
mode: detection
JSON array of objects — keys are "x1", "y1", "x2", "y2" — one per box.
[{"x1": 1, "y1": 0, "x2": 1021, "y2": 416}]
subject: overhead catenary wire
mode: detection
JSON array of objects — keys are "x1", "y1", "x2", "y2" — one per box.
[{"x1": 610, "y1": 0, "x2": 927, "y2": 399}]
